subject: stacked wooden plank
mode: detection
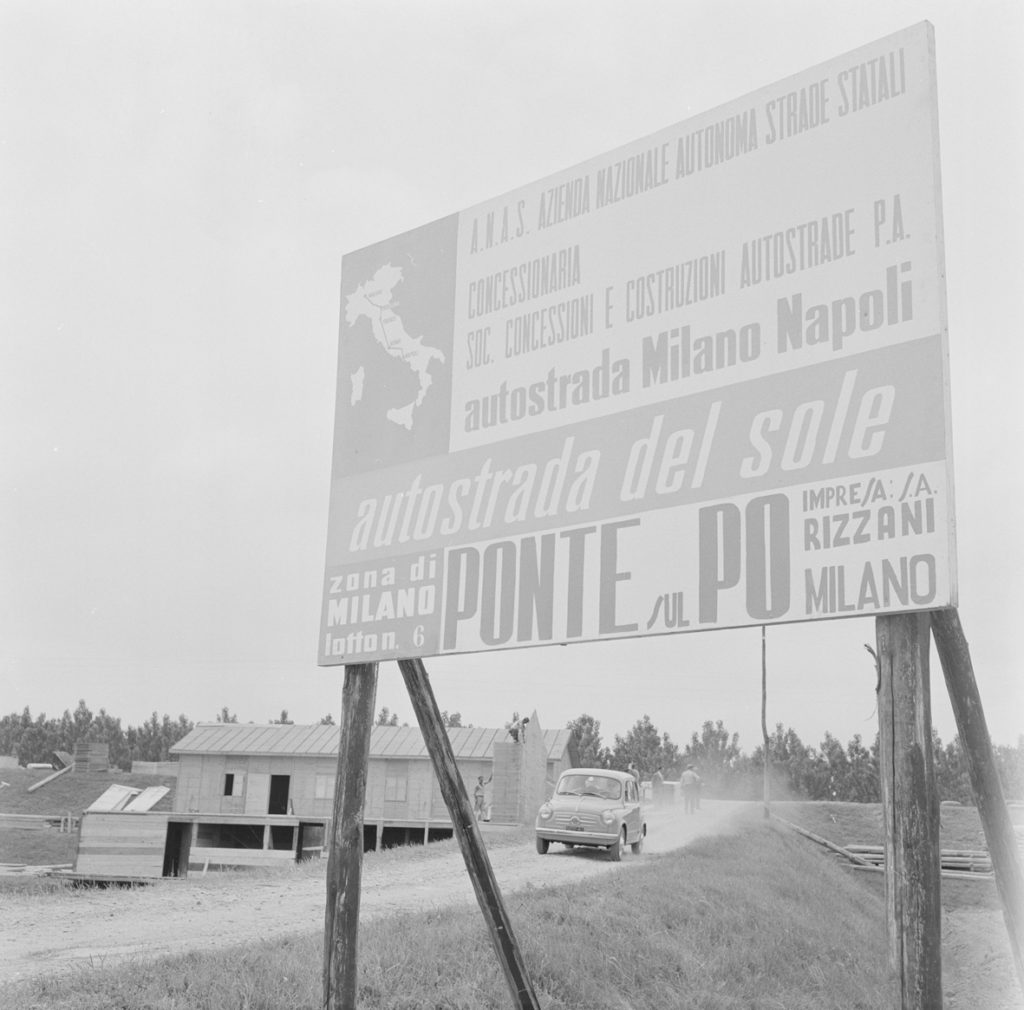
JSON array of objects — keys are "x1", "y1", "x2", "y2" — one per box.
[
  {"x1": 772, "y1": 813, "x2": 1024, "y2": 883},
  {"x1": 73, "y1": 742, "x2": 110, "y2": 773},
  {"x1": 846, "y1": 844, "x2": 994, "y2": 878}
]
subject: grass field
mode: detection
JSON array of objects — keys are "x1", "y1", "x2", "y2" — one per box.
[
  {"x1": 0, "y1": 823, "x2": 77, "y2": 867},
  {"x1": 0, "y1": 766, "x2": 177, "y2": 817},
  {"x1": 2, "y1": 800, "x2": 1019, "y2": 1007},
  {"x1": 769, "y1": 798, "x2": 1024, "y2": 852},
  {"x1": 6, "y1": 813, "x2": 898, "y2": 1010},
  {"x1": 0, "y1": 765, "x2": 178, "y2": 870}
]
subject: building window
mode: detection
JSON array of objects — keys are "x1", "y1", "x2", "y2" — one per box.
[
  {"x1": 384, "y1": 773, "x2": 407, "y2": 802},
  {"x1": 314, "y1": 773, "x2": 335, "y2": 800},
  {"x1": 223, "y1": 772, "x2": 244, "y2": 797}
]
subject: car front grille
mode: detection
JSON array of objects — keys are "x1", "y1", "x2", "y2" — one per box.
[{"x1": 552, "y1": 810, "x2": 602, "y2": 830}]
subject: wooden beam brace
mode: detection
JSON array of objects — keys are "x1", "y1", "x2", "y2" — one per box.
[
  {"x1": 769, "y1": 813, "x2": 875, "y2": 866},
  {"x1": 931, "y1": 607, "x2": 1024, "y2": 993},
  {"x1": 399, "y1": 657, "x2": 540, "y2": 1010}
]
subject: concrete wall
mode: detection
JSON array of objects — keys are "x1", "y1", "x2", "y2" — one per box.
[{"x1": 490, "y1": 713, "x2": 546, "y2": 824}]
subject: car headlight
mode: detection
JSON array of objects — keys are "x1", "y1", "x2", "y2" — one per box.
[
  {"x1": 601, "y1": 809, "x2": 616, "y2": 825},
  {"x1": 538, "y1": 803, "x2": 553, "y2": 820}
]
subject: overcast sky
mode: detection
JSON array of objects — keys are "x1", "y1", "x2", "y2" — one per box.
[{"x1": 2, "y1": 1, "x2": 1021, "y2": 756}]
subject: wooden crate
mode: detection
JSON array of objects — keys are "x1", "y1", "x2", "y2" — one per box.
[{"x1": 74, "y1": 811, "x2": 170, "y2": 877}]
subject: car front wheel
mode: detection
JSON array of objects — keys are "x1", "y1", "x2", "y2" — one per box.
[
  {"x1": 607, "y1": 827, "x2": 625, "y2": 862},
  {"x1": 536, "y1": 836, "x2": 549, "y2": 855}
]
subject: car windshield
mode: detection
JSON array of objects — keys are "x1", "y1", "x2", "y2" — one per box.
[{"x1": 556, "y1": 774, "x2": 622, "y2": 800}]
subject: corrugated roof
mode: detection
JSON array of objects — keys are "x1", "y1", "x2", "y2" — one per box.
[
  {"x1": 544, "y1": 727, "x2": 573, "y2": 761},
  {"x1": 169, "y1": 722, "x2": 339, "y2": 757},
  {"x1": 171, "y1": 722, "x2": 573, "y2": 761}
]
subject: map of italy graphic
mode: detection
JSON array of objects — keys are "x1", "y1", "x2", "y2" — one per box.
[{"x1": 344, "y1": 263, "x2": 446, "y2": 431}]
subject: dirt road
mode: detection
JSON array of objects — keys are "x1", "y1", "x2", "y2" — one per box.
[{"x1": 0, "y1": 801, "x2": 746, "y2": 983}]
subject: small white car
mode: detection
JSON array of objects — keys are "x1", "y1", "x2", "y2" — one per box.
[{"x1": 535, "y1": 768, "x2": 646, "y2": 861}]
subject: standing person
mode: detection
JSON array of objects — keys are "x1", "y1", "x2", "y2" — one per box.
[
  {"x1": 507, "y1": 712, "x2": 522, "y2": 742},
  {"x1": 681, "y1": 764, "x2": 701, "y2": 814},
  {"x1": 473, "y1": 773, "x2": 492, "y2": 820},
  {"x1": 652, "y1": 767, "x2": 665, "y2": 806},
  {"x1": 627, "y1": 761, "x2": 640, "y2": 787}
]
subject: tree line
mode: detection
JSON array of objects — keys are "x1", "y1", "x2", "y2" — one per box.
[
  {"x1": 1, "y1": 701, "x2": 196, "y2": 770},
  {"x1": 3, "y1": 701, "x2": 1021, "y2": 804},
  {"x1": 568, "y1": 713, "x2": 1024, "y2": 805},
  {"x1": 0, "y1": 701, "x2": 457, "y2": 771}
]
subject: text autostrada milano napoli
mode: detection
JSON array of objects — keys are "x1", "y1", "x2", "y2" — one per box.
[{"x1": 459, "y1": 221, "x2": 903, "y2": 434}]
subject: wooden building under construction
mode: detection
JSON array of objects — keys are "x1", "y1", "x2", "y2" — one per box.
[{"x1": 73, "y1": 714, "x2": 576, "y2": 878}]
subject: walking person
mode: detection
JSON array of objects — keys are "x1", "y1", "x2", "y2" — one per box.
[
  {"x1": 681, "y1": 764, "x2": 701, "y2": 814},
  {"x1": 652, "y1": 766, "x2": 665, "y2": 806}
]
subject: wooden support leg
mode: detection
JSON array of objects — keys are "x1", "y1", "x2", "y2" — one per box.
[
  {"x1": 876, "y1": 613, "x2": 942, "y2": 1010},
  {"x1": 761, "y1": 624, "x2": 770, "y2": 819},
  {"x1": 399, "y1": 657, "x2": 541, "y2": 1010},
  {"x1": 323, "y1": 662, "x2": 379, "y2": 1010},
  {"x1": 875, "y1": 635, "x2": 899, "y2": 973},
  {"x1": 931, "y1": 607, "x2": 1024, "y2": 993}
]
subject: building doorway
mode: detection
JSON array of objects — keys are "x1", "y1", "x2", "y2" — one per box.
[
  {"x1": 268, "y1": 774, "x2": 290, "y2": 815},
  {"x1": 162, "y1": 821, "x2": 191, "y2": 877}
]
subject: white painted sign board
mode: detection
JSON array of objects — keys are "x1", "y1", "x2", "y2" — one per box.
[
  {"x1": 87, "y1": 784, "x2": 142, "y2": 812},
  {"x1": 319, "y1": 22, "x2": 954, "y2": 666}
]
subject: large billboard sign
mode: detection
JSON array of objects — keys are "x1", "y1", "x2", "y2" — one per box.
[{"x1": 319, "y1": 22, "x2": 954, "y2": 666}]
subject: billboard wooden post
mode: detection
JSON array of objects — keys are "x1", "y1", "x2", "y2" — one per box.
[
  {"x1": 761, "y1": 625, "x2": 770, "y2": 818},
  {"x1": 398, "y1": 657, "x2": 541, "y2": 1010},
  {"x1": 873, "y1": 638, "x2": 898, "y2": 973},
  {"x1": 931, "y1": 607, "x2": 1024, "y2": 992},
  {"x1": 323, "y1": 661, "x2": 379, "y2": 1010},
  {"x1": 875, "y1": 613, "x2": 942, "y2": 1009}
]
